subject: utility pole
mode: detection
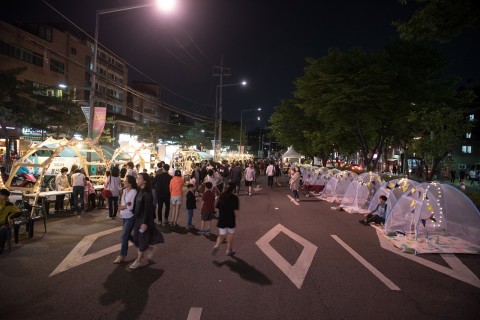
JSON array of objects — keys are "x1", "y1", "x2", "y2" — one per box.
[{"x1": 212, "y1": 55, "x2": 231, "y2": 161}]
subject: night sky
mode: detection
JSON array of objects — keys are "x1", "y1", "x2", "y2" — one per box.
[{"x1": 1, "y1": 0, "x2": 479, "y2": 131}]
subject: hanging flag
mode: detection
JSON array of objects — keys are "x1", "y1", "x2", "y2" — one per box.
[
  {"x1": 394, "y1": 183, "x2": 399, "y2": 188},
  {"x1": 421, "y1": 219, "x2": 426, "y2": 227},
  {"x1": 92, "y1": 107, "x2": 107, "y2": 143},
  {"x1": 410, "y1": 199, "x2": 416, "y2": 207}
]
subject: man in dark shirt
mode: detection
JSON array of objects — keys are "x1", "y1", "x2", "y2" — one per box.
[
  {"x1": 153, "y1": 164, "x2": 172, "y2": 225},
  {"x1": 229, "y1": 162, "x2": 243, "y2": 195}
]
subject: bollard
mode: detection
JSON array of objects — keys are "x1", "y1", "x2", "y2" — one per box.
[{"x1": 460, "y1": 179, "x2": 466, "y2": 192}]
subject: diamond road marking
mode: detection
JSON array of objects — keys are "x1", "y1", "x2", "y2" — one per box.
[
  {"x1": 256, "y1": 224, "x2": 317, "y2": 289},
  {"x1": 376, "y1": 229, "x2": 480, "y2": 288},
  {"x1": 50, "y1": 226, "x2": 132, "y2": 277},
  {"x1": 187, "y1": 307, "x2": 202, "y2": 320}
]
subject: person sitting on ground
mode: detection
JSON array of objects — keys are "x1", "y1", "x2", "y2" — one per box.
[
  {"x1": 359, "y1": 195, "x2": 388, "y2": 226},
  {"x1": 0, "y1": 188, "x2": 20, "y2": 254}
]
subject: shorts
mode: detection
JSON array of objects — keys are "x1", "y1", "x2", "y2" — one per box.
[
  {"x1": 201, "y1": 210, "x2": 215, "y2": 221},
  {"x1": 245, "y1": 180, "x2": 253, "y2": 187},
  {"x1": 218, "y1": 227, "x2": 235, "y2": 235},
  {"x1": 171, "y1": 196, "x2": 182, "y2": 205}
]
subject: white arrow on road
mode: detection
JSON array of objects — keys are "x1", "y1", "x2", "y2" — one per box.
[
  {"x1": 256, "y1": 224, "x2": 317, "y2": 289},
  {"x1": 253, "y1": 184, "x2": 262, "y2": 192},
  {"x1": 50, "y1": 226, "x2": 131, "y2": 277},
  {"x1": 376, "y1": 229, "x2": 480, "y2": 288}
]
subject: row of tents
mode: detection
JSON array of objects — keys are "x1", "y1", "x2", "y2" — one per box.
[{"x1": 299, "y1": 166, "x2": 480, "y2": 253}]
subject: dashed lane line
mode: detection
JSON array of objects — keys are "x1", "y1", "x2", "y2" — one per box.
[{"x1": 286, "y1": 195, "x2": 300, "y2": 205}]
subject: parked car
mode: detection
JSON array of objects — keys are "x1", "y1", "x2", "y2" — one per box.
[{"x1": 467, "y1": 164, "x2": 480, "y2": 180}]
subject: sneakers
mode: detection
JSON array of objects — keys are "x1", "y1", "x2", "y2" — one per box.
[
  {"x1": 187, "y1": 224, "x2": 195, "y2": 229},
  {"x1": 211, "y1": 245, "x2": 219, "y2": 256},
  {"x1": 248, "y1": 193, "x2": 252, "y2": 196},
  {"x1": 146, "y1": 246, "x2": 156, "y2": 260},
  {"x1": 226, "y1": 249, "x2": 236, "y2": 256},
  {"x1": 197, "y1": 229, "x2": 205, "y2": 234},
  {"x1": 129, "y1": 259, "x2": 147, "y2": 269},
  {"x1": 113, "y1": 256, "x2": 125, "y2": 264}
]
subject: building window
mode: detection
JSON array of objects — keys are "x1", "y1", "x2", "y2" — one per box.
[
  {"x1": 50, "y1": 59, "x2": 65, "y2": 74},
  {"x1": 466, "y1": 132, "x2": 472, "y2": 139},
  {"x1": 461, "y1": 145, "x2": 472, "y2": 154},
  {"x1": 469, "y1": 114, "x2": 475, "y2": 121},
  {"x1": 70, "y1": 47, "x2": 77, "y2": 55},
  {"x1": 22, "y1": 24, "x2": 52, "y2": 42},
  {"x1": 0, "y1": 41, "x2": 43, "y2": 66}
]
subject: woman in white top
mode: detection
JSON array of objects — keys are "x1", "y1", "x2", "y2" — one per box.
[
  {"x1": 113, "y1": 175, "x2": 138, "y2": 264},
  {"x1": 106, "y1": 166, "x2": 122, "y2": 219},
  {"x1": 71, "y1": 169, "x2": 86, "y2": 214}
]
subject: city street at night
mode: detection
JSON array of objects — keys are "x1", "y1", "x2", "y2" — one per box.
[{"x1": 1, "y1": 176, "x2": 479, "y2": 320}]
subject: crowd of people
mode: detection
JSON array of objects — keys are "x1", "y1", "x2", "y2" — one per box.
[{"x1": 2, "y1": 156, "x2": 307, "y2": 264}]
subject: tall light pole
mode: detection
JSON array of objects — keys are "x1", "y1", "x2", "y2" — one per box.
[
  {"x1": 239, "y1": 107, "x2": 261, "y2": 153},
  {"x1": 88, "y1": 0, "x2": 176, "y2": 140},
  {"x1": 213, "y1": 80, "x2": 247, "y2": 160}
]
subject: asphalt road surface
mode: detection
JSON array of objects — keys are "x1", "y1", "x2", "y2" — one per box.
[{"x1": 1, "y1": 175, "x2": 479, "y2": 320}]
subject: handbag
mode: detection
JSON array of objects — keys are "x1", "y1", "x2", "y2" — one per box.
[{"x1": 102, "y1": 179, "x2": 113, "y2": 198}]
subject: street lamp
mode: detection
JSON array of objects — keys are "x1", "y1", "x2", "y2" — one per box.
[
  {"x1": 214, "y1": 81, "x2": 247, "y2": 160},
  {"x1": 239, "y1": 107, "x2": 261, "y2": 153},
  {"x1": 88, "y1": 0, "x2": 175, "y2": 141}
]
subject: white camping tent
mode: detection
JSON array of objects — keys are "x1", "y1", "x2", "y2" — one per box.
[
  {"x1": 366, "y1": 178, "x2": 419, "y2": 219},
  {"x1": 385, "y1": 182, "x2": 480, "y2": 252},
  {"x1": 282, "y1": 146, "x2": 301, "y2": 164},
  {"x1": 339, "y1": 172, "x2": 385, "y2": 213},
  {"x1": 320, "y1": 170, "x2": 357, "y2": 203}
]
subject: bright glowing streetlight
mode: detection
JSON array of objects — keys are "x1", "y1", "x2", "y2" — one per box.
[
  {"x1": 156, "y1": 0, "x2": 176, "y2": 13},
  {"x1": 88, "y1": 0, "x2": 176, "y2": 141}
]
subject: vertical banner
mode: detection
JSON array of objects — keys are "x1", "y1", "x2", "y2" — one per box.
[
  {"x1": 240, "y1": 145, "x2": 245, "y2": 154},
  {"x1": 81, "y1": 106, "x2": 90, "y2": 123},
  {"x1": 92, "y1": 107, "x2": 107, "y2": 143}
]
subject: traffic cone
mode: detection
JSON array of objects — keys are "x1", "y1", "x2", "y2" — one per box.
[{"x1": 460, "y1": 179, "x2": 466, "y2": 192}]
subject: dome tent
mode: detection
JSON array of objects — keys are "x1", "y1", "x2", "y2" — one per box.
[
  {"x1": 366, "y1": 178, "x2": 419, "y2": 218},
  {"x1": 320, "y1": 170, "x2": 357, "y2": 203},
  {"x1": 384, "y1": 182, "x2": 480, "y2": 254},
  {"x1": 282, "y1": 146, "x2": 301, "y2": 164},
  {"x1": 339, "y1": 172, "x2": 385, "y2": 213}
]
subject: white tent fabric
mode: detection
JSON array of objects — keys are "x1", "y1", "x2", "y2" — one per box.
[
  {"x1": 282, "y1": 146, "x2": 301, "y2": 163},
  {"x1": 366, "y1": 178, "x2": 419, "y2": 219},
  {"x1": 339, "y1": 172, "x2": 386, "y2": 213},
  {"x1": 385, "y1": 182, "x2": 480, "y2": 249},
  {"x1": 320, "y1": 171, "x2": 357, "y2": 203}
]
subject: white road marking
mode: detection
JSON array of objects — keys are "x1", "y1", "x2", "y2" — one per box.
[
  {"x1": 376, "y1": 230, "x2": 480, "y2": 288},
  {"x1": 286, "y1": 195, "x2": 300, "y2": 205},
  {"x1": 256, "y1": 224, "x2": 317, "y2": 289},
  {"x1": 253, "y1": 184, "x2": 262, "y2": 192},
  {"x1": 50, "y1": 226, "x2": 132, "y2": 277},
  {"x1": 187, "y1": 307, "x2": 203, "y2": 320},
  {"x1": 331, "y1": 234, "x2": 401, "y2": 291}
]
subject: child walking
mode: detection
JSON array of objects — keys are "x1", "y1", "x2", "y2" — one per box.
[{"x1": 199, "y1": 182, "x2": 215, "y2": 235}]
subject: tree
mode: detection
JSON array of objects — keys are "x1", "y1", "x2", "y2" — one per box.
[
  {"x1": 408, "y1": 105, "x2": 473, "y2": 180},
  {"x1": 394, "y1": 0, "x2": 480, "y2": 42},
  {"x1": 294, "y1": 48, "x2": 398, "y2": 169},
  {"x1": 269, "y1": 99, "x2": 332, "y2": 164}
]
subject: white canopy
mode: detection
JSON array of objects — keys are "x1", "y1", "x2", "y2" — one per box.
[{"x1": 282, "y1": 146, "x2": 301, "y2": 163}]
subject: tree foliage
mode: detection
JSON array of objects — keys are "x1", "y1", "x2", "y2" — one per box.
[
  {"x1": 269, "y1": 41, "x2": 475, "y2": 175},
  {"x1": 394, "y1": 0, "x2": 480, "y2": 42}
]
